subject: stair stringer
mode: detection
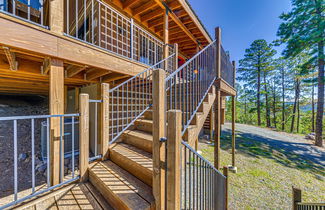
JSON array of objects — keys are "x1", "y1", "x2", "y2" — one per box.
[{"x1": 183, "y1": 85, "x2": 216, "y2": 149}]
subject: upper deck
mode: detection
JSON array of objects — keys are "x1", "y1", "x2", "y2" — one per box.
[{"x1": 0, "y1": 0, "x2": 235, "y2": 95}]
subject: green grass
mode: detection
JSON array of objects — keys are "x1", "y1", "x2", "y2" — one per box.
[{"x1": 199, "y1": 132, "x2": 325, "y2": 210}]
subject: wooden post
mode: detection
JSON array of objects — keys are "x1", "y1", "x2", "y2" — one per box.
[
  {"x1": 152, "y1": 69, "x2": 166, "y2": 210},
  {"x1": 214, "y1": 90, "x2": 221, "y2": 169},
  {"x1": 49, "y1": 0, "x2": 64, "y2": 34},
  {"x1": 49, "y1": 58, "x2": 64, "y2": 186},
  {"x1": 231, "y1": 96, "x2": 235, "y2": 167},
  {"x1": 215, "y1": 27, "x2": 221, "y2": 78},
  {"x1": 79, "y1": 93, "x2": 89, "y2": 182},
  {"x1": 64, "y1": 85, "x2": 68, "y2": 113},
  {"x1": 292, "y1": 187, "x2": 302, "y2": 210},
  {"x1": 174, "y1": 43, "x2": 178, "y2": 69},
  {"x1": 101, "y1": 83, "x2": 109, "y2": 160},
  {"x1": 74, "y1": 87, "x2": 80, "y2": 112},
  {"x1": 223, "y1": 166, "x2": 229, "y2": 209},
  {"x1": 163, "y1": 8, "x2": 169, "y2": 69},
  {"x1": 166, "y1": 110, "x2": 182, "y2": 209},
  {"x1": 209, "y1": 104, "x2": 215, "y2": 141}
]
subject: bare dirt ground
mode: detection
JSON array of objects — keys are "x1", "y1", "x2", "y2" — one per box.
[
  {"x1": 0, "y1": 95, "x2": 48, "y2": 202},
  {"x1": 200, "y1": 123, "x2": 325, "y2": 209}
]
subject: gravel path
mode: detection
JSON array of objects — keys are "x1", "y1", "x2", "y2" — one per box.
[{"x1": 222, "y1": 123, "x2": 325, "y2": 167}]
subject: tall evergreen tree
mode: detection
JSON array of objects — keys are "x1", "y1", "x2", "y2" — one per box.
[
  {"x1": 277, "y1": 0, "x2": 324, "y2": 147},
  {"x1": 238, "y1": 39, "x2": 276, "y2": 126}
]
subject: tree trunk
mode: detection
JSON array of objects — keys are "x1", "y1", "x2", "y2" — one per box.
[
  {"x1": 315, "y1": 40, "x2": 324, "y2": 147},
  {"x1": 272, "y1": 81, "x2": 277, "y2": 128},
  {"x1": 297, "y1": 89, "x2": 300, "y2": 133},
  {"x1": 257, "y1": 67, "x2": 261, "y2": 126},
  {"x1": 291, "y1": 79, "x2": 299, "y2": 133},
  {"x1": 264, "y1": 71, "x2": 271, "y2": 127},
  {"x1": 311, "y1": 82, "x2": 315, "y2": 132},
  {"x1": 281, "y1": 67, "x2": 285, "y2": 131}
]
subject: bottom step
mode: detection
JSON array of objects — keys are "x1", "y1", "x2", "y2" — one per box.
[{"x1": 89, "y1": 161, "x2": 155, "y2": 210}]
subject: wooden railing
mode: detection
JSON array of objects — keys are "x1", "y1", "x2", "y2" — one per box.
[{"x1": 292, "y1": 187, "x2": 325, "y2": 210}]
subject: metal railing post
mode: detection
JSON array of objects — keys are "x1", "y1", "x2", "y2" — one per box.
[
  {"x1": 79, "y1": 93, "x2": 89, "y2": 182},
  {"x1": 166, "y1": 110, "x2": 182, "y2": 209},
  {"x1": 101, "y1": 83, "x2": 109, "y2": 160}
]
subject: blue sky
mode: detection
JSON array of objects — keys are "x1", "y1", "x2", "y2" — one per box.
[{"x1": 188, "y1": 0, "x2": 292, "y2": 63}]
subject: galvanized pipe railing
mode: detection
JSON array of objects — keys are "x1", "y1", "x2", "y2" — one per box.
[
  {"x1": 181, "y1": 141, "x2": 227, "y2": 209},
  {"x1": 0, "y1": 0, "x2": 47, "y2": 28},
  {"x1": 64, "y1": 0, "x2": 174, "y2": 66},
  {"x1": 0, "y1": 113, "x2": 80, "y2": 210},
  {"x1": 165, "y1": 40, "x2": 217, "y2": 134},
  {"x1": 108, "y1": 53, "x2": 176, "y2": 144},
  {"x1": 220, "y1": 45, "x2": 234, "y2": 87}
]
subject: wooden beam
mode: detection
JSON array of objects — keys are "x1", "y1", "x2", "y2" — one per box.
[
  {"x1": 49, "y1": 58, "x2": 64, "y2": 185},
  {"x1": 79, "y1": 93, "x2": 89, "y2": 182},
  {"x1": 216, "y1": 27, "x2": 221, "y2": 77},
  {"x1": 231, "y1": 61, "x2": 236, "y2": 168},
  {"x1": 101, "y1": 83, "x2": 109, "y2": 160},
  {"x1": 86, "y1": 69, "x2": 112, "y2": 81},
  {"x1": 152, "y1": 69, "x2": 166, "y2": 210},
  {"x1": 102, "y1": 74, "x2": 129, "y2": 83},
  {"x1": 2, "y1": 46, "x2": 17, "y2": 71},
  {"x1": 42, "y1": 57, "x2": 50, "y2": 74},
  {"x1": 132, "y1": 1, "x2": 157, "y2": 16},
  {"x1": 214, "y1": 89, "x2": 221, "y2": 170},
  {"x1": 66, "y1": 65, "x2": 88, "y2": 78},
  {"x1": 163, "y1": 8, "x2": 169, "y2": 67},
  {"x1": 141, "y1": 8, "x2": 163, "y2": 22},
  {"x1": 123, "y1": 0, "x2": 138, "y2": 9},
  {"x1": 166, "y1": 110, "x2": 181, "y2": 209}
]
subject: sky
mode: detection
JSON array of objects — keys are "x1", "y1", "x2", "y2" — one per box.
[{"x1": 188, "y1": 0, "x2": 292, "y2": 63}]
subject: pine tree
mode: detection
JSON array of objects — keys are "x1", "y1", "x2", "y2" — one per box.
[
  {"x1": 238, "y1": 39, "x2": 276, "y2": 126},
  {"x1": 277, "y1": 0, "x2": 324, "y2": 147}
]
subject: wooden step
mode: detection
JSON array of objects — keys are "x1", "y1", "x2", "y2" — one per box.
[
  {"x1": 109, "y1": 143, "x2": 153, "y2": 186},
  {"x1": 122, "y1": 130, "x2": 153, "y2": 153},
  {"x1": 89, "y1": 161, "x2": 154, "y2": 210},
  {"x1": 143, "y1": 110, "x2": 153, "y2": 120},
  {"x1": 134, "y1": 119, "x2": 153, "y2": 134}
]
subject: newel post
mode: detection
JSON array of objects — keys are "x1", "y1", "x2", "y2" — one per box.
[
  {"x1": 79, "y1": 93, "x2": 89, "y2": 182},
  {"x1": 152, "y1": 69, "x2": 166, "y2": 210},
  {"x1": 101, "y1": 83, "x2": 109, "y2": 160},
  {"x1": 292, "y1": 187, "x2": 302, "y2": 210},
  {"x1": 166, "y1": 110, "x2": 182, "y2": 209}
]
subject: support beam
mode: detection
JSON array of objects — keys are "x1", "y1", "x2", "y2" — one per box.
[
  {"x1": 216, "y1": 27, "x2": 221, "y2": 78},
  {"x1": 49, "y1": 58, "x2": 64, "y2": 185},
  {"x1": 209, "y1": 105, "x2": 215, "y2": 141},
  {"x1": 101, "y1": 83, "x2": 109, "y2": 160},
  {"x1": 42, "y1": 57, "x2": 50, "y2": 74},
  {"x1": 3, "y1": 46, "x2": 18, "y2": 71},
  {"x1": 214, "y1": 90, "x2": 221, "y2": 170},
  {"x1": 86, "y1": 69, "x2": 112, "y2": 81},
  {"x1": 163, "y1": 9, "x2": 169, "y2": 69},
  {"x1": 66, "y1": 65, "x2": 88, "y2": 78},
  {"x1": 152, "y1": 69, "x2": 166, "y2": 210},
  {"x1": 231, "y1": 96, "x2": 236, "y2": 168},
  {"x1": 74, "y1": 87, "x2": 80, "y2": 112},
  {"x1": 132, "y1": 1, "x2": 156, "y2": 16},
  {"x1": 141, "y1": 8, "x2": 163, "y2": 22},
  {"x1": 79, "y1": 93, "x2": 89, "y2": 182},
  {"x1": 123, "y1": 0, "x2": 138, "y2": 9},
  {"x1": 166, "y1": 110, "x2": 181, "y2": 209}
]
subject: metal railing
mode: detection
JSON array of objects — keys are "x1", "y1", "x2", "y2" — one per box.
[
  {"x1": 220, "y1": 45, "x2": 234, "y2": 87},
  {"x1": 165, "y1": 40, "x2": 217, "y2": 134},
  {"x1": 0, "y1": 0, "x2": 47, "y2": 28},
  {"x1": 181, "y1": 141, "x2": 227, "y2": 209},
  {"x1": 88, "y1": 99, "x2": 102, "y2": 162},
  {"x1": 64, "y1": 0, "x2": 173, "y2": 66},
  {"x1": 109, "y1": 53, "x2": 176, "y2": 144},
  {"x1": 0, "y1": 113, "x2": 80, "y2": 210}
]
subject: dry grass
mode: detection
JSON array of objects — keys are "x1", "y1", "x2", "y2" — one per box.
[{"x1": 199, "y1": 132, "x2": 325, "y2": 210}]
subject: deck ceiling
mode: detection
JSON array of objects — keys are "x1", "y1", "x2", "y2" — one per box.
[{"x1": 109, "y1": 0, "x2": 212, "y2": 57}]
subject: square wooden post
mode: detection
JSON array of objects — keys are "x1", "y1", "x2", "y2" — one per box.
[
  {"x1": 209, "y1": 104, "x2": 215, "y2": 141},
  {"x1": 231, "y1": 96, "x2": 236, "y2": 168},
  {"x1": 101, "y1": 83, "x2": 109, "y2": 160},
  {"x1": 49, "y1": 0, "x2": 64, "y2": 34},
  {"x1": 214, "y1": 90, "x2": 221, "y2": 170},
  {"x1": 292, "y1": 187, "x2": 302, "y2": 210},
  {"x1": 152, "y1": 69, "x2": 166, "y2": 210},
  {"x1": 166, "y1": 110, "x2": 182, "y2": 209},
  {"x1": 223, "y1": 166, "x2": 229, "y2": 210},
  {"x1": 215, "y1": 27, "x2": 221, "y2": 78},
  {"x1": 49, "y1": 58, "x2": 64, "y2": 186},
  {"x1": 79, "y1": 93, "x2": 89, "y2": 182},
  {"x1": 163, "y1": 8, "x2": 169, "y2": 70}
]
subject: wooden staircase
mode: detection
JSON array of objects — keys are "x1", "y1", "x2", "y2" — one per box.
[{"x1": 87, "y1": 85, "x2": 216, "y2": 209}]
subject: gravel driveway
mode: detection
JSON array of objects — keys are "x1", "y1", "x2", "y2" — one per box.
[{"x1": 222, "y1": 123, "x2": 325, "y2": 167}]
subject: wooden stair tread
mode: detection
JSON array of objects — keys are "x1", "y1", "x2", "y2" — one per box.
[
  {"x1": 122, "y1": 130, "x2": 153, "y2": 153},
  {"x1": 89, "y1": 161, "x2": 154, "y2": 210},
  {"x1": 109, "y1": 143, "x2": 153, "y2": 186}
]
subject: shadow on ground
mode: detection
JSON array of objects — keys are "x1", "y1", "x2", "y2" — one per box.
[{"x1": 216, "y1": 128, "x2": 325, "y2": 178}]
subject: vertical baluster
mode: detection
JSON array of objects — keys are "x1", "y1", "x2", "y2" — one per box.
[
  {"x1": 46, "y1": 118, "x2": 50, "y2": 187},
  {"x1": 60, "y1": 116, "x2": 63, "y2": 182},
  {"x1": 91, "y1": 0, "x2": 94, "y2": 43},
  {"x1": 27, "y1": 0, "x2": 30, "y2": 20},
  {"x1": 98, "y1": 2, "x2": 101, "y2": 47},
  {"x1": 95, "y1": 102, "x2": 98, "y2": 156},
  {"x1": 105, "y1": 7, "x2": 107, "y2": 49},
  {"x1": 75, "y1": 0, "x2": 78, "y2": 38},
  {"x1": 31, "y1": 119, "x2": 35, "y2": 193},
  {"x1": 13, "y1": 120, "x2": 18, "y2": 201},
  {"x1": 72, "y1": 116, "x2": 75, "y2": 178},
  {"x1": 12, "y1": 0, "x2": 15, "y2": 15},
  {"x1": 130, "y1": 18, "x2": 134, "y2": 59},
  {"x1": 83, "y1": 0, "x2": 86, "y2": 41},
  {"x1": 66, "y1": 0, "x2": 69, "y2": 33}
]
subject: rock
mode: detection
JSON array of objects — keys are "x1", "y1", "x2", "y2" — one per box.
[
  {"x1": 37, "y1": 164, "x2": 47, "y2": 173},
  {"x1": 18, "y1": 153, "x2": 28, "y2": 161}
]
